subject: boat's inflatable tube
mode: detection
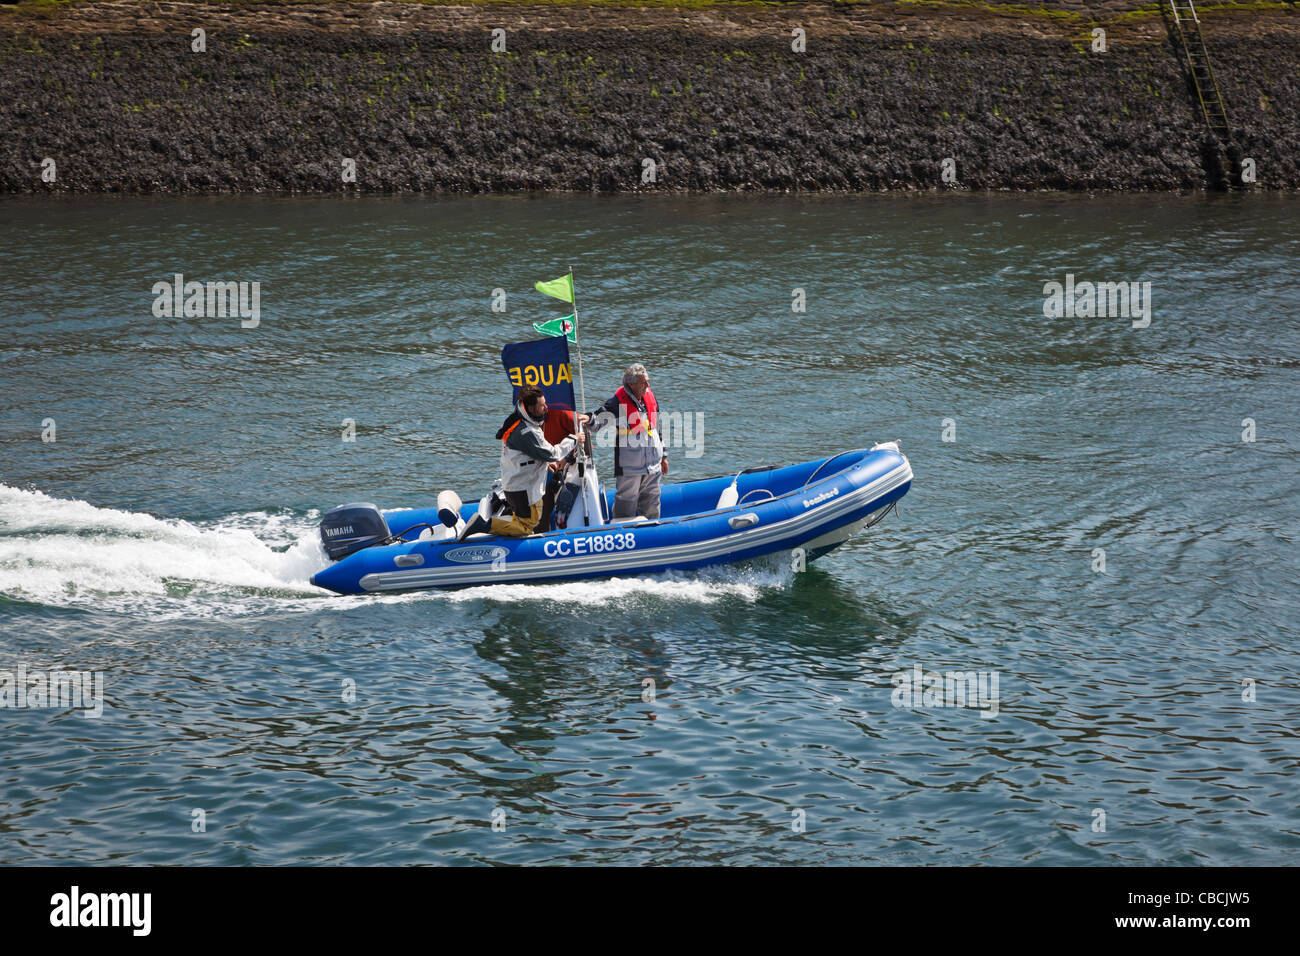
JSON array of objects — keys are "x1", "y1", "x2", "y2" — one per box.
[{"x1": 310, "y1": 445, "x2": 912, "y2": 595}]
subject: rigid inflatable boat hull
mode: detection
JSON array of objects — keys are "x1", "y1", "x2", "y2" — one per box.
[{"x1": 310, "y1": 447, "x2": 912, "y2": 595}]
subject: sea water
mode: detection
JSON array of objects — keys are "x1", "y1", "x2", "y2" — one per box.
[{"x1": 2, "y1": 193, "x2": 1297, "y2": 864}]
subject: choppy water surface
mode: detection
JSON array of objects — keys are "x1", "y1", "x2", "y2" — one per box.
[{"x1": 2, "y1": 193, "x2": 1298, "y2": 865}]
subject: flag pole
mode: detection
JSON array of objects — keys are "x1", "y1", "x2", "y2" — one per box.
[
  {"x1": 570, "y1": 266, "x2": 588, "y2": 436},
  {"x1": 569, "y1": 266, "x2": 593, "y2": 525}
]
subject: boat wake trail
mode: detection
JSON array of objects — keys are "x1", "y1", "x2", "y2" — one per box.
[
  {"x1": 432, "y1": 559, "x2": 795, "y2": 607},
  {"x1": 0, "y1": 485, "x2": 791, "y2": 618},
  {"x1": 0, "y1": 484, "x2": 326, "y2": 615}
]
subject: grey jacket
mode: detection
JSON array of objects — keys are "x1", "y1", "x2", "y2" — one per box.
[
  {"x1": 496, "y1": 403, "x2": 576, "y2": 502},
  {"x1": 588, "y1": 389, "x2": 664, "y2": 477}
]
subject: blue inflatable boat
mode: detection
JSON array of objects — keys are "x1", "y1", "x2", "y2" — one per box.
[{"x1": 309, "y1": 443, "x2": 912, "y2": 595}]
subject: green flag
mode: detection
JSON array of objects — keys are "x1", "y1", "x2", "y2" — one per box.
[
  {"x1": 533, "y1": 313, "x2": 577, "y2": 343},
  {"x1": 535, "y1": 273, "x2": 574, "y2": 304}
]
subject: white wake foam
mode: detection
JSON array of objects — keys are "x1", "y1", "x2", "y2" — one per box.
[
  {"x1": 0, "y1": 484, "x2": 325, "y2": 613},
  {"x1": 435, "y1": 561, "x2": 794, "y2": 606},
  {"x1": 0, "y1": 484, "x2": 790, "y2": 618}
]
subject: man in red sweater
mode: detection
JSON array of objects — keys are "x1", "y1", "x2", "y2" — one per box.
[{"x1": 538, "y1": 405, "x2": 580, "y2": 531}]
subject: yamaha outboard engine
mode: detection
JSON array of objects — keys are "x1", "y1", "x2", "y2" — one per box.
[{"x1": 319, "y1": 502, "x2": 391, "y2": 561}]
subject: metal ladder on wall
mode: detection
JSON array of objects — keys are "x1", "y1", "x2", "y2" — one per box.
[{"x1": 1169, "y1": 0, "x2": 1230, "y2": 139}]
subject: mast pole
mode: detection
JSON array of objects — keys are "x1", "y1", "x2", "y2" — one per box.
[
  {"x1": 570, "y1": 265, "x2": 587, "y2": 437},
  {"x1": 569, "y1": 266, "x2": 592, "y2": 525}
]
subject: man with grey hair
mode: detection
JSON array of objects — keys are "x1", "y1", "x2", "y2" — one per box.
[{"x1": 587, "y1": 363, "x2": 668, "y2": 519}]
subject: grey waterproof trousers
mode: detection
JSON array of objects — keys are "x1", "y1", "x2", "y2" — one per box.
[{"x1": 613, "y1": 470, "x2": 662, "y2": 520}]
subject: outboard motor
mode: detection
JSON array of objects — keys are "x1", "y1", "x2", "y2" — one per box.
[{"x1": 319, "y1": 502, "x2": 391, "y2": 561}]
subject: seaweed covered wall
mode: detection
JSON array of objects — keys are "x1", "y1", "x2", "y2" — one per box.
[{"x1": 1, "y1": 1, "x2": 1297, "y2": 192}]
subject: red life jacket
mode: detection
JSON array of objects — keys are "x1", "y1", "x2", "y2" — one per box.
[{"x1": 614, "y1": 385, "x2": 657, "y2": 438}]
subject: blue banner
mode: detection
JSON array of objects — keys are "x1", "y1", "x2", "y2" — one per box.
[{"x1": 500, "y1": 337, "x2": 575, "y2": 412}]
